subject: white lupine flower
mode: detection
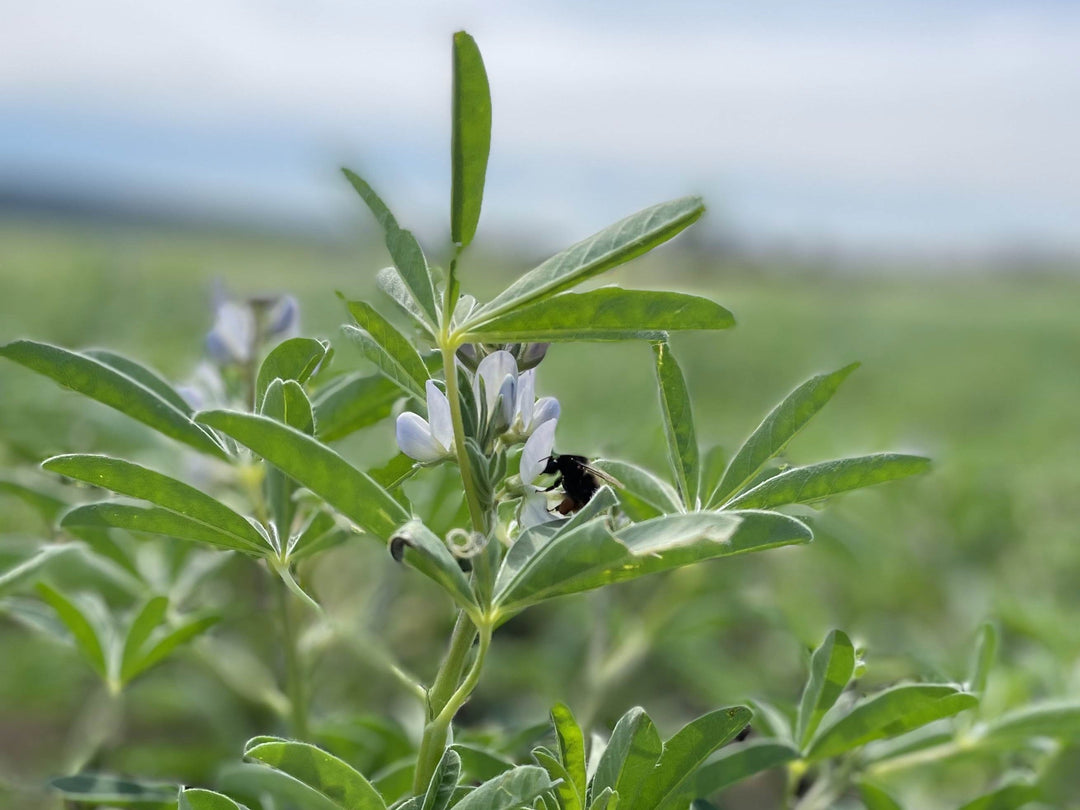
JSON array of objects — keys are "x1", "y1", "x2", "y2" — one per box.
[
  {"x1": 206, "y1": 300, "x2": 255, "y2": 365},
  {"x1": 474, "y1": 350, "x2": 518, "y2": 429},
  {"x1": 396, "y1": 381, "x2": 455, "y2": 462},
  {"x1": 518, "y1": 418, "x2": 560, "y2": 528},
  {"x1": 511, "y1": 369, "x2": 561, "y2": 437}
]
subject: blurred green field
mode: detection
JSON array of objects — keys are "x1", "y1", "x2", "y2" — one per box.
[{"x1": 2, "y1": 220, "x2": 1079, "y2": 806}]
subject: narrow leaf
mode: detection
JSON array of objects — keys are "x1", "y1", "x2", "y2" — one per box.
[
  {"x1": 463, "y1": 289, "x2": 733, "y2": 342},
  {"x1": 725, "y1": 454, "x2": 931, "y2": 510},
  {"x1": 84, "y1": 349, "x2": 193, "y2": 414},
  {"x1": 591, "y1": 708, "x2": 662, "y2": 808},
  {"x1": 966, "y1": 621, "x2": 998, "y2": 696},
  {"x1": 475, "y1": 197, "x2": 705, "y2": 320},
  {"x1": 0, "y1": 340, "x2": 227, "y2": 458},
  {"x1": 124, "y1": 614, "x2": 219, "y2": 682},
  {"x1": 0, "y1": 545, "x2": 78, "y2": 598},
  {"x1": 797, "y1": 629, "x2": 856, "y2": 747},
  {"x1": 196, "y1": 410, "x2": 410, "y2": 540},
  {"x1": 690, "y1": 740, "x2": 799, "y2": 799},
  {"x1": 36, "y1": 582, "x2": 108, "y2": 679},
  {"x1": 343, "y1": 303, "x2": 429, "y2": 400},
  {"x1": 43, "y1": 454, "x2": 266, "y2": 551},
  {"x1": 552, "y1": 703, "x2": 587, "y2": 808},
  {"x1": 61, "y1": 502, "x2": 265, "y2": 554},
  {"x1": 977, "y1": 700, "x2": 1080, "y2": 746},
  {"x1": 451, "y1": 765, "x2": 554, "y2": 810},
  {"x1": 390, "y1": 520, "x2": 478, "y2": 614},
  {"x1": 256, "y1": 337, "x2": 329, "y2": 406},
  {"x1": 859, "y1": 782, "x2": 904, "y2": 810},
  {"x1": 244, "y1": 737, "x2": 387, "y2": 810},
  {"x1": 712, "y1": 364, "x2": 859, "y2": 505},
  {"x1": 50, "y1": 774, "x2": 176, "y2": 807},
  {"x1": 956, "y1": 783, "x2": 1039, "y2": 810},
  {"x1": 653, "y1": 341, "x2": 698, "y2": 508},
  {"x1": 450, "y1": 30, "x2": 492, "y2": 248},
  {"x1": 121, "y1": 595, "x2": 168, "y2": 682},
  {"x1": 532, "y1": 748, "x2": 579, "y2": 810},
  {"x1": 179, "y1": 787, "x2": 243, "y2": 810},
  {"x1": 0, "y1": 473, "x2": 69, "y2": 524},
  {"x1": 313, "y1": 371, "x2": 401, "y2": 442},
  {"x1": 421, "y1": 749, "x2": 461, "y2": 810}
]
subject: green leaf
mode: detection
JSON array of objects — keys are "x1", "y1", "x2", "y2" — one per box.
[
  {"x1": 725, "y1": 454, "x2": 931, "y2": 510},
  {"x1": 690, "y1": 740, "x2": 799, "y2": 799},
  {"x1": 634, "y1": 706, "x2": 752, "y2": 810},
  {"x1": 43, "y1": 454, "x2": 267, "y2": 552},
  {"x1": 956, "y1": 782, "x2": 1039, "y2": 810},
  {"x1": 699, "y1": 446, "x2": 727, "y2": 508},
  {"x1": 451, "y1": 765, "x2": 554, "y2": 810},
  {"x1": 262, "y1": 379, "x2": 316, "y2": 544},
  {"x1": 591, "y1": 459, "x2": 681, "y2": 519},
  {"x1": 450, "y1": 30, "x2": 492, "y2": 249},
  {"x1": 532, "y1": 747, "x2": 579, "y2": 810},
  {"x1": 343, "y1": 170, "x2": 439, "y2": 326},
  {"x1": 474, "y1": 197, "x2": 705, "y2": 321},
  {"x1": 256, "y1": 337, "x2": 330, "y2": 406},
  {"x1": 84, "y1": 348, "x2": 194, "y2": 415},
  {"x1": 0, "y1": 340, "x2": 227, "y2": 459},
  {"x1": 123, "y1": 614, "x2": 219, "y2": 683},
  {"x1": 804, "y1": 684, "x2": 977, "y2": 762},
  {"x1": 653, "y1": 342, "x2": 699, "y2": 508},
  {"x1": 218, "y1": 762, "x2": 341, "y2": 810},
  {"x1": 420, "y1": 749, "x2": 461, "y2": 810},
  {"x1": 966, "y1": 622, "x2": 998, "y2": 697},
  {"x1": 591, "y1": 708, "x2": 662, "y2": 808},
  {"x1": 462, "y1": 289, "x2": 733, "y2": 342},
  {"x1": 343, "y1": 300, "x2": 430, "y2": 400},
  {"x1": 797, "y1": 629, "x2": 856, "y2": 747},
  {"x1": 313, "y1": 371, "x2": 401, "y2": 442},
  {"x1": 859, "y1": 782, "x2": 904, "y2": 810},
  {"x1": 390, "y1": 520, "x2": 478, "y2": 615},
  {"x1": 552, "y1": 703, "x2": 587, "y2": 809},
  {"x1": 178, "y1": 787, "x2": 243, "y2": 810},
  {"x1": 120, "y1": 595, "x2": 168, "y2": 682},
  {"x1": 977, "y1": 700, "x2": 1080, "y2": 746},
  {"x1": 244, "y1": 737, "x2": 387, "y2": 810},
  {"x1": 35, "y1": 582, "x2": 108, "y2": 679},
  {"x1": 0, "y1": 473, "x2": 69, "y2": 524},
  {"x1": 591, "y1": 787, "x2": 619, "y2": 810},
  {"x1": 50, "y1": 774, "x2": 176, "y2": 807},
  {"x1": 196, "y1": 410, "x2": 410, "y2": 540},
  {"x1": 0, "y1": 545, "x2": 78, "y2": 598},
  {"x1": 495, "y1": 510, "x2": 810, "y2": 614},
  {"x1": 61, "y1": 502, "x2": 266, "y2": 554},
  {"x1": 712, "y1": 364, "x2": 859, "y2": 506},
  {"x1": 451, "y1": 744, "x2": 516, "y2": 783}
]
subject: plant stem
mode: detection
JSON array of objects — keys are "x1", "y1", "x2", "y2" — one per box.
[
  {"x1": 439, "y1": 337, "x2": 487, "y2": 533},
  {"x1": 427, "y1": 611, "x2": 477, "y2": 717},
  {"x1": 276, "y1": 575, "x2": 309, "y2": 739}
]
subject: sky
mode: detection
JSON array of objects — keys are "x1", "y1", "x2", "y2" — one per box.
[{"x1": 1, "y1": 0, "x2": 1079, "y2": 255}]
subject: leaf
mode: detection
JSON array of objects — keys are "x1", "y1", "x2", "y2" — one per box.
[
  {"x1": 699, "y1": 446, "x2": 727, "y2": 508},
  {"x1": 804, "y1": 684, "x2": 977, "y2": 762},
  {"x1": 256, "y1": 337, "x2": 330, "y2": 406},
  {"x1": 313, "y1": 371, "x2": 401, "y2": 442},
  {"x1": 0, "y1": 473, "x2": 69, "y2": 524},
  {"x1": 473, "y1": 197, "x2": 705, "y2": 321},
  {"x1": 859, "y1": 782, "x2": 904, "y2": 810},
  {"x1": 61, "y1": 502, "x2": 266, "y2": 554},
  {"x1": 584, "y1": 459, "x2": 680, "y2": 523},
  {"x1": 591, "y1": 787, "x2": 619, "y2": 810},
  {"x1": 462, "y1": 289, "x2": 733, "y2": 342},
  {"x1": 653, "y1": 341, "x2": 699, "y2": 508},
  {"x1": 178, "y1": 787, "x2": 244, "y2": 810},
  {"x1": 494, "y1": 510, "x2": 811, "y2": 614},
  {"x1": 389, "y1": 520, "x2": 478, "y2": 615},
  {"x1": 977, "y1": 700, "x2": 1080, "y2": 746},
  {"x1": 591, "y1": 707, "x2": 662, "y2": 807},
  {"x1": 244, "y1": 737, "x2": 387, "y2": 810},
  {"x1": 634, "y1": 706, "x2": 752, "y2": 810},
  {"x1": 690, "y1": 740, "x2": 800, "y2": 799},
  {"x1": 43, "y1": 454, "x2": 266, "y2": 552},
  {"x1": 262, "y1": 379, "x2": 316, "y2": 543},
  {"x1": 0, "y1": 340, "x2": 227, "y2": 458},
  {"x1": 956, "y1": 782, "x2": 1039, "y2": 810},
  {"x1": 343, "y1": 301, "x2": 429, "y2": 399},
  {"x1": 343, "y1": 170, "x2": 439, "y2": 326},
  {"x1": 724, "y1": 454, "x2": 931, "y2": 510},
  {"x1": 124, "y1": 614, "x2": 219, "y2": 682},
  {"x1": 966, "y1": 622, "x2": 998, "y2": 696},
  {"x1": 450, "y1": 30, "x2": 492, "y2": 249},
  {"x1": 712, "y1": 364, "x2": 859, "y2": 506},
  {"x1": 0, "y1": 545, "x2": 78, "y2": 598},
  {"x1": 35, "y1": 582, "x2": 108, "y2": 679},
  {"x1": 196, "y1": 410, "x2": 410, "y2": 540},
  {"x1": 552, "y1": 703, "x2": 587, "y2": 808},
  {"x1": 83, "y1": 348, "x2": 194, "y2": 415},
  {"x1": 451, "y1": 744, "x2": 515, "y2": 783},
  {"x1": 121, "y1": 595, "x2": 168, "y2": 683},
  {"x1": 49, "y1": 774, "x2": 176, "y2": 807},
  {"x1": 451, "y1": 765, "x2": 554, "y2": 810},
  {"x1": 796, "y1": 629, "x2": 856, "y2": 747},
  {"x1": 218, "y1": 762, "x2": 341, "y2": 810},
  {"x1": 421, "y1": 749, "x2": 461, "y2": 810},
  {"x1": 532, "y1": 748, "x2": 579, "y2": 810}
]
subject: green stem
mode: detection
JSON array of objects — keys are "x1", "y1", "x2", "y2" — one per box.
[
  {"x1": 427, "y1": 612, "x2": 477, "y2": 717},
  {"x1": 276, "y1": 576, "x2": 309, "y2": 739},
  {"x1": 440, "y1": 337, "x2": 487, "y2": 533}
]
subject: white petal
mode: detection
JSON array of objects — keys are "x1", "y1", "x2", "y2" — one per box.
[
  {"x1": 530, "y1": 397, "x2": 561, "y2": 431},
  {"x1": 514, "y1": 369, "x2": 536, "y2": 425},
  {"x1": 475, "y1": 350, "x2": 517, "y2": 417},
  {"x1": 497, "y1": 375, "x2": 516, "y2": 427},
  {"x1": 521, "y1": 418, "x2": 557, "y2": 486},
  {"x1": 426, "y1": 380, "x2": 454, "y2": 451},
  {"x1": 520, "y1": 490, "x2": 558, "y2": 528},
  {"x1": 396, "y1": 412, "x2": 446, "y2": 462},
  {"x1": 208, "y1": 301, "x2": 254, "y2": 364}
]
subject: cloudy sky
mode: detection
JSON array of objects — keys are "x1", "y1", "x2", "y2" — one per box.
[{"x1": 2, "y1": 0, "x2": 1078, "y2": 253}]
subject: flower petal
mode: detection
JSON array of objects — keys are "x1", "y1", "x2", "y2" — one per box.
[
  {"x1": 514, "y1": 369, "x2": 536, "y2": 427},
  {"x1": 206, "y1": 301, "x2": 254, "y2": 364},
  {"x1": 530, "y1": 397, "x2": 561, "y2": 431},
  {"x1": 520, "y1": 490, "x2": 558, "y2": 528},
  {"x1": 426, "y1": 380, "x2": 454, "y2": 452},
  {"x1": 474, "y1": 350, "x2": 517, "y2": 419},
  {"x1": 396, "y1": 412, "x2": 446, "y2": 462},
  {"x1": 521, "y1": 418, "x2": 557, "y2": 486},
  {"x1": 266, "y1": 295, "x2": 300, "y2": 337}
]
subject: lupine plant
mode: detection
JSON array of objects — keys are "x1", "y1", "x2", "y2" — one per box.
[{"x1": 1, "y1": 30, "x2": 1078, "y2": 810}]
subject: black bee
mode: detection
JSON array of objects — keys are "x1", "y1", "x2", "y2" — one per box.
[{"x1": 542, "y1": 454, "x2": 620, "y2": 515}]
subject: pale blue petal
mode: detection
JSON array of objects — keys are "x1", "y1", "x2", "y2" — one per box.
[
  {"x1": 521, "y1": 418, "x2": 557, "y2": 486},
  {"x1": 514, "y1": 369, "x2": 536, "y2": 427},
  {"x1": 426, "y1": 380, "x2": 454, "y2": 452},
  {"x1": 475, "y1": 350, "x2": 517, "y2": 418},
  {"x1": 396, "y1": 412, "x2": 446, "y2": 462},
  {"x1": 520, "y1": 490, "x2": 558, "y2": 528},
  {"x1": 206, "y1": 301, "x2": 254, "y2": 364},
  {"x1": 530, "y1": 397, "x2": 561, "y2": 431}
]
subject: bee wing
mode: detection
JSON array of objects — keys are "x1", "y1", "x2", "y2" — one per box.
[{"x1": 583, "y1": 463, "x2": 623, "y2": 489}]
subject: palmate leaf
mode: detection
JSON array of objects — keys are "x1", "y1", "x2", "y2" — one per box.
[
  {"x1": 796, "y1": 629, "x2": 856, "y2": 747},
  {"x1": 461, "y1": 289, "x2": 733, "y2": 342},
  {"x1": 256, "y1": 337, "x2": 330, "y2": 406},
  {"x1": 451, "y1": 30, "x2": 492, "y2": 249},
  {"x1": 343, "y1": 170, "x2": 439, "y2": 327},
  {"x1": 61, "y1": 502, "x2": 266, "y2": 554},
  {"x1": 690, "y1": 740, "x2": 800, "y2": 800},
  {"x1": 804, "y1": 684, "x2": 977, "y2": 762},
  {"x1": 313, "y1": 371, "x2": 401, "y2": 442},
  {"x1": 243, "y1": 737, "x2": 387, "y2": 810},
  {"x1": 0, "y1": 340, "x2": 228, "y2": 458},
  {"x1": 471, "y1": 196, "x2": 705, "y2": 322},
  {"x1": 710, "y1": 363, "x2": 858, "y2": 507},
  {"x1": 653, "y1": 341, "x2": 699, "y2": 508},
  {"x1": 43, "y1": 454, "x2": 267, "y2": 551},
  {"x1": 196, "y1": 410, "x2": 410, "y2": 540},
  {"x1": 724, "y1": 454, "x2": 931, "y2": 510}
]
